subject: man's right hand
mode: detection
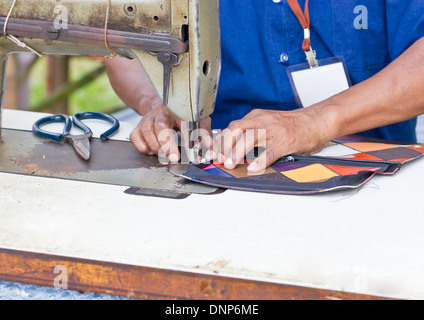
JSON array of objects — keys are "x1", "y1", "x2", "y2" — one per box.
[
  {"x1": 130, "y1": 103, "x2": 213, "y2": 163},
  {"x1": 105, "y1": 57, "x2": 213, "y2": 163},
  {"x1": 130, "y1": 103, "x2": 180, "y2": 162}
]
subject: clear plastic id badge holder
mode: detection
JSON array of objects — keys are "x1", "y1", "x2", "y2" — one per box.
[{"x1": 287, "y1": 56, "x2": 352, "y2": 108}]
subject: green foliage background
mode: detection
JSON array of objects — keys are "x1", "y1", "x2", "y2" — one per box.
[{"x1": 29, "y1": 57, "x2": 123, "y2": 114}]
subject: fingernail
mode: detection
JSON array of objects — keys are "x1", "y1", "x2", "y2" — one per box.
[
  {"x1": 248, "y1": 162, "x2": 258, "y2": 172},
  {"x1": 169, "y1": 154, "x2": 179, "y2": 163},
  {"x1": 224, "y1": 158, "x2": 233, "y2": 168}
]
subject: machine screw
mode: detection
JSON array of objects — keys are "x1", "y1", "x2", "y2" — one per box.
[
  {"x1": 124, "y1": 3, "x2": 137, "y2": 17},
  {"x1": 47, "y1": 26, "x2": 60, "y2": 40}
]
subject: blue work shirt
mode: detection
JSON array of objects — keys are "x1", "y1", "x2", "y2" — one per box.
[{"x1": 213, "y1": 0, "x2": 424, "y2": 142}]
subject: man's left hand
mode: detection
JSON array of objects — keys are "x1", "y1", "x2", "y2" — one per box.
[{"x1": 209, "y1": 107, "x2": 333, "y2": 172}]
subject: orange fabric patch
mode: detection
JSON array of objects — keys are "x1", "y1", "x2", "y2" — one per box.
[
  {"x1": 340, "y1": 153, "x2": 383, "y2": 161},
  {"x1": 282, "y1": 164, "x2": 339, "y2": 183},
  {"x1": 408, "y1": 146, "x2": 424, "y2": 153},
  {"x1": 326, "y1": 165, "x2": 378, "y2": 176},
  {"x1": 213, "y1": 162, "x2": 225, "y2": 168},
  {"x1": 344, "y1": 142, "x2": 399, "y2": 153}
]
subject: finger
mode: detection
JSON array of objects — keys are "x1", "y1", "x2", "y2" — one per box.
[
  {"x1": 141, "y1": 120, "x2": 161, "y2": 154},
  {"x1": 210, "y1": 132, "x2": 224, "y2": 162},
  {"x1": 221, "y1": 117, "x2": 257, "y2": 161},
  {"x1": 156, "y1": 126, "x2": 180, "y2": 163},
  {"x1": 203, "y1": 133, "x2": 217, "y2": 162},
  {"x1": 218, "y1": 126, "x2": 244, "y2": 164},
  {"x1": 129, "y1": 127, "x2": 151, "y2": 155},
  {"x1": 247, "y1": 148, "x2": 277, "y2": 173},
  {"x1": 225, "y1": 130, "x2": 257, "y2": 170},
  {"x1": 204, "y1": 130, "x2": 222, "y2": 162}
]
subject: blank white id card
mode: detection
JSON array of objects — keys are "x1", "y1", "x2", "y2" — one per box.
[{"x1": 287, "y1": 56, "x2": 352, "y2": 108}]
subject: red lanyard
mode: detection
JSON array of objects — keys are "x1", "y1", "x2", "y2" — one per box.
[
  {"x1": 286, "y1": 0, "x2": 318, "y2": 67},
  {"x1": 286, "y1": 0, "x2": 312, "y2": 52}
]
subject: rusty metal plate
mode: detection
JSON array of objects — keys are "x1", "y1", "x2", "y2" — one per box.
[{"x1": 0, "y1": 129, "x2": 220, "y2": 196}]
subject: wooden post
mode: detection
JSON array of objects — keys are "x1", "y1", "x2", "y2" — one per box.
[
  {"x1": 46, "y1": 56, "x2": 69, "y2": 114},
  {"x1": 0, "y1": 52, "x2": 8, "y2": 138},
  {"x1": 15, "y1": 53, "x2": 36, "y2": 110},
  {"x1": 4, "y1": 54, "x2": 18, "y2": 110}
]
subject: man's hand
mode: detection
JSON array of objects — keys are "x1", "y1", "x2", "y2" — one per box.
[
  {"x1": 130, "y1": 103, "x2": 213, "y2": 163},
  {"x1": 130, "y1": 103, "x2": 179, "y2": 161},
  {"x1": 105, "y1": 58, "x2": 213, "y2": 163},
  {"x1": 208, "y1": 39, "x2": 424, "y2": 172},
  {"x1": 211, "y1": 107, "x2": 333, "y2": 172}
]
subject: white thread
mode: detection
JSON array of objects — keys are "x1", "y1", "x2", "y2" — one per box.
[
  {"x1": 304, "y1": 28, "x2": 310, "y2": 39},
  {"x1": 104, "y1": 0, "x2": 117, "y2": 59},
  {"x1": 3, "y1": 0, "x2": 43, "y2": 57},
  {"x1": 3, "y1": 0, "x2": 16, "y2": 36}
]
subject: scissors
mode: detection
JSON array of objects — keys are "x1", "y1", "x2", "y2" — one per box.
[{"x1": 32, "y1": 111, "x2": 120, "y2": 161}]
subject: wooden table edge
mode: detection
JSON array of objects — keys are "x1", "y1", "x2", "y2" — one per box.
[{"x1": 0, "y1": 248, "x2": 391, "y2": 300}]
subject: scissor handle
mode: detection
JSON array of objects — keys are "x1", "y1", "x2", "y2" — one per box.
[
  {"x1": 32, "y1": 114, "x2": 72, "y2": 142},
  {"x1": 73, "y1": 112, "x2": 120, "y2": 141}
]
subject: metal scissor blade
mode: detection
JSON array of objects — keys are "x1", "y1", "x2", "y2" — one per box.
[{"x1": 65, "y1": 135, "x2": 91, "y2": 161}]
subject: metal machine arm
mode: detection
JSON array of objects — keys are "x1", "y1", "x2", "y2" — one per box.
[{"x1": 0, "y1": 0, "x2": 221, "y2": 157}]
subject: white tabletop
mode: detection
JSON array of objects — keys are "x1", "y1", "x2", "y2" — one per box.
[{"x1": 1, "y1": 109, "x2": 424, "y2": 299}]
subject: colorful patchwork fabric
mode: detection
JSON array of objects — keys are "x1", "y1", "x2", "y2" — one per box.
[{"x1": 179, "y1": 135, "x2": 424, "y2": 195}]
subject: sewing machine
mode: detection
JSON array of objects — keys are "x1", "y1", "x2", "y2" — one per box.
[
  {"x1": 0, "y1": 0, "x2": 221, "y2": 161},
  {"x1": 3, "y1": 1, "x2": 424, "y2": 301}
]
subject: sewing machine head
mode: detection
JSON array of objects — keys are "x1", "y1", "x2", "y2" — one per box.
[{"x1": 0, "y1": 0, "x2": 221, "y2": 146}]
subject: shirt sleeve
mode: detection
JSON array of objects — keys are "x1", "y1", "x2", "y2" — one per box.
[{"x1": 386, "y1": 0, "x2": 424, "y2": 60}]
